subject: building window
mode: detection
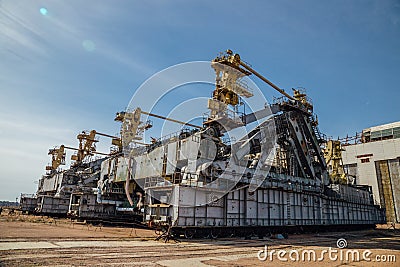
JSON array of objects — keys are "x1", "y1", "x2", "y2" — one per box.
[
  {"x1": 369, "y1": 126, "x2": 400, "y2": 142},
  {"x1": 361, "y1": 158, "x2": 370, "y2": 163}
]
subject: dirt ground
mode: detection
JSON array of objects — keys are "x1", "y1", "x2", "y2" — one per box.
[{"x1": 0, "y1": 212, "x2": 399, "y2": 267}]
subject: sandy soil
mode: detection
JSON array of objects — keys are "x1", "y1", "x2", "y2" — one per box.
[{"x1": 0, "y1": 212, "x2": 399, "y2": 267}]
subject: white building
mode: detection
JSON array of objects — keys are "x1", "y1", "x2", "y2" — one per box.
[{"x1": 342, "y1": 121, "x2": 400, "y2": 223}]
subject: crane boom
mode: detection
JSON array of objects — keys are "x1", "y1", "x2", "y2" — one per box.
[
  {"x1": 94, "y1": 131, "x2": 119, "y2": 139},
  {"x1": 141, "y1": 111, "x2": 202, "y2": 129},
  {"x1": 212, "y1": 49, "x2": 295, "y2": 101},
  {"x1": 63, "y1": 146, "x2": 109, "y2": 156},
  {"x1": 239, "y1": 62, "x2": 295, "y2": 100}
]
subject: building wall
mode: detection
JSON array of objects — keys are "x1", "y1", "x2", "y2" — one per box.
[{"x1": 342, "y1": 138, "x2": 400, "y2": 223}]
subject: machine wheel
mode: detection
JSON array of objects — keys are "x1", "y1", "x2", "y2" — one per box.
[
  {"x1": 184, "y1": 228, "x2": 196, "y2": 239},
  {"x1": 210, "y1": 228, "x2": 221, "y2": 239}
]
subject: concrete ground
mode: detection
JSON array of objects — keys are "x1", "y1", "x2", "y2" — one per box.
[{"x1": 0, "y1": 212, "x2": 399, "y2": 266}]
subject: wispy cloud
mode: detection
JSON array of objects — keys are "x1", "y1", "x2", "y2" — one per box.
[
  {"x1": 0, "y1": 1, "x2": 153, "y2": 74},
  {"x1": 0, "y1": 109, "x2": 77, "y2": 199},
  {"x1": 0, "y1": 14, "x2": 47, "y2": 58}
]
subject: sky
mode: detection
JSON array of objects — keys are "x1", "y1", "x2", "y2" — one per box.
[{"x1": 0, "y1": 0, "x2": 399, "y2": 201}]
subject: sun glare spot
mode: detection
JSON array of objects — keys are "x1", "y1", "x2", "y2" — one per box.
[
  {"x1": 82, "y1": 40, "x2": 96, "y2": 52},
  {"x1": 39, "y1": 7, "x2": 48, "y2": 16}
]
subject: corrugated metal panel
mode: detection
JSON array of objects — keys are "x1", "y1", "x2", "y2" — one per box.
[
  {"x1": 166, "y1": 142, "x2": 177, "y2": 175},
  {"x1": 115, "y1": 157, "x2": 129, "y2": 182},
  {"x1": 42, "y1": 173, "x2": 62, "y2": 192},
  {"x1": 100, "y1": 158, "x2": 110, "y2": 180},
  {"x1": 179, "y1": 136, "x2": 201, "y2": 162},
  {"x1": 149, "y1": 183, "x2": 382, "y2": 227},
  {"x1": 108, "y1": 158, "x2": 117, "y2": 182},
  {"x1": 376, "y1": 160, "x2": 396, "y2": 223},
  {"x1": 388, "y1": 159, "x2": 400, "y2": 223},
  {"x1": 135, "y1": 146, "x2": 164, "y2": 179}
]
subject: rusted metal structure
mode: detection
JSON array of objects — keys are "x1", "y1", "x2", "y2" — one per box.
[
  {"x1": 21, "y1": 50, "x2": 385, "y2": 237},
  {"x1": 121, "y1": 50, "x2": 385, "y2": 237}
]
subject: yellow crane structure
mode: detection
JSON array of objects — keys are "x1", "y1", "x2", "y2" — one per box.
[
  {"x1": 71, "y1": 130, "x2": 121, "y2": 165},
  {"x1": 46, "y1": 145, "x2": 66, "y2": 171},
  {"x1": 206, "y1": 49, "x2": 314, "y2": 132},
  {"x1": 212, "y1": 49, "x2": 295, "y2": 101},
  {"x1": 45, "y1": 129, "x2": 122, "y2": 171},
  {"x1": 210, "y1": 50, "x2": 316, "y2": 109},
  {"x1": 70, "y1": 130, "x2": 98, "y2": 164},
  {"x1": 45, "y1": 110, "x2": 178, "y2": 172},
  {"x1": 323, "y1": 140, "x2": 347, "y2": 184},
  {"x1": 115, "y1": 108, "x2": 152, "y2": 148},
  {"x1": 46, "y1": 143, "x2": 110, "y2": 171},
  {"x1": 115, "y1": 108, "x2": 201, "y2": 149}
]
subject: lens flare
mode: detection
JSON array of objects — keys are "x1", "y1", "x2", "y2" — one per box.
[
  {"x1": 39, "y1": 7, "x2": 48, "y2": 16},
  {"x1": 82, "y1": 40, "x2": 96, "y2": 52}
]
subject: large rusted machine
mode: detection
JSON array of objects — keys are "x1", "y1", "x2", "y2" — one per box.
[
  {"x1": 21, "y1": 129, "x2": 116, "y2": 217},
  {"x1": 121, "y1": 50, "x2": 385, "y2": 237},
  {"x1": 21, "y1": 50, "x2": 385, "y2": 237}
]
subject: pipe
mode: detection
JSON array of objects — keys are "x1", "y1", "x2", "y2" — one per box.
[
  {"x1": 136, "y1": 192, "x2": 143, "y2": 209},
  {"x1": 239, "y1": 62, "x2": 295, "y2": 100},
  {"x1": 141, "y1": 111, "x2": 202, "y2": 129},
  {"x1": 64, "y1": 146, "x2": 109, "y2": 156},
  {"x1": 125, "y1": 158, "x2": 134, "y2": 206},
  {"x1": 94, "y1": 131, "x2": 119, "y2": 139}
]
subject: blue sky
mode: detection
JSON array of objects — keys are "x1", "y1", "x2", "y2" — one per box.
[{"x1": 1, "y1": 0, "x2": 399, "y2": 200}]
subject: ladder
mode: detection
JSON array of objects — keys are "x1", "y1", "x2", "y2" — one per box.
[{"x1": 286, "y1": 193, "x2": 292, "y2": 225}]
